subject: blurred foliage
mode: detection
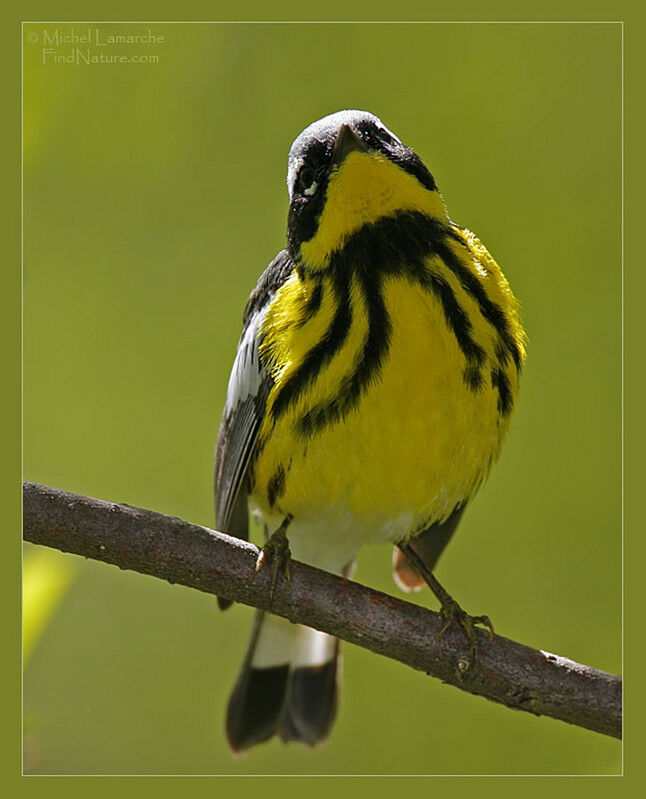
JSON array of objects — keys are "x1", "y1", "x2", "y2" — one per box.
[
  {"x1": 23, "y1": 548, "x2": 77, "y2": 664},
  {"x1": 23, "y1": 22, "x2": 621, "y2": 774}
]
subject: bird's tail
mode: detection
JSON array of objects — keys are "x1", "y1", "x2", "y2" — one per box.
[{"x1": 225, "y1": 611, "x2": 340, "y2": 752}]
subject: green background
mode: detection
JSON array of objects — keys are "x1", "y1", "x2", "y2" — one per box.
[{"x1": 23, "y1": 21, "x2": 621, "y2": 775}]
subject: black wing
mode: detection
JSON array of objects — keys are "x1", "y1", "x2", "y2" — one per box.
[{"x1": 214, "y1": 250, "x2": 295, "y2": 537}]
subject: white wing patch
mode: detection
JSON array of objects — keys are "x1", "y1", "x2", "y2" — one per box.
[
  {"x1": 224, "y1": 309, "x2": 266, "y2": 416},
  {"x1": 215, "y1": 249, "x2": 294, "y2": 541},
  {"x1": 215, "y1": 307, "x2": 271, "y2": 531}
]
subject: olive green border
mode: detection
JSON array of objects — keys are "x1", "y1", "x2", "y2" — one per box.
[{"x1": 5, "y1": 1, "x2": 643, "y2": 795}]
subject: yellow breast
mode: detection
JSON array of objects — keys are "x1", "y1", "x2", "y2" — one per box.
[{"x1": 251, "y1": 252, "x2": 521, "y2": 541}]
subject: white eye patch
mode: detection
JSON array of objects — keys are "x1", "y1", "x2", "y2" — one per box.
[
  {"x1": 303, "y1": 181, "x2": 318, "y2": 196},
  {"x1": 287, "y1": 157, "x2": 304, "y2": 198}
]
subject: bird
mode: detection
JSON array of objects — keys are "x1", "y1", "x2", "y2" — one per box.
[{"x1": 214, "y1": 109, "x2": 526, "y2": 752}]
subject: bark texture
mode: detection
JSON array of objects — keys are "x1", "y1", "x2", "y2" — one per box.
[{"x1": 23, "y1": 481, "x2": 621, "y2": 739}]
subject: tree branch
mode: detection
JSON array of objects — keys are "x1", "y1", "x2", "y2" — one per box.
[{"x1": 22, "y1": 481, "x2": 621, "y2": 739}]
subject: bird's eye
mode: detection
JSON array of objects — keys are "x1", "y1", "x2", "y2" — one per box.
[
  {"x1": 298, "y1": 166, "x2": 318, "y2": 196},
  {"x1": 376, "y1": 127, "x2": 395, "y2": 145}
]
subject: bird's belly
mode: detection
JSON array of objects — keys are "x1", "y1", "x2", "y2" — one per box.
[{"x1": 252, "y1": 278, "x2": 508, "y2": 553}]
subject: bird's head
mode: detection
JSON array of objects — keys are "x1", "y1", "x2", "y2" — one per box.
[{"x1": 286, "y1": 110, "x2": 447, "y2": 270}]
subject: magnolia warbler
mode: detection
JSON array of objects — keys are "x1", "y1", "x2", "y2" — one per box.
[{"x1": 214, "y1": 110, "x2": 526, "y2": 751}]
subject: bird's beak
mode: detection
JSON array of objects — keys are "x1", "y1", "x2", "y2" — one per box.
[{"x1": 331, "y1": 124, "x2": 370, "y2": 167}]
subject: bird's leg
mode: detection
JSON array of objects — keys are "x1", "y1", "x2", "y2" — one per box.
[
  {"x1": 254, "y1": 515, "x2": 293, "y2": 610},
  {"x1": 399, "y1": 542, "x2": 494, "y2": 673}
]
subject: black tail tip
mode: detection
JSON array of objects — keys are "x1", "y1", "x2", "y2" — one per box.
[
  {"x1": 279, "y1": 660, "x2": 339, "y2": 746},
  {"x1": 225, "y1": 659, "x2": 340, "y2": 752},
  {"x1": 226, "y1": 664, "x2": 290, "y2": 752}
]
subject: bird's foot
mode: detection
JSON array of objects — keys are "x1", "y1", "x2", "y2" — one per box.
[
  {"x1": 254, "y1": 518, "x2": 292, "y2": 610},
  {"x1": 437, "y1": 596, "x2": 495, "y2": 673},
  {"x1": 398, "y1": 542, "x2": 495, "y2": 675}
]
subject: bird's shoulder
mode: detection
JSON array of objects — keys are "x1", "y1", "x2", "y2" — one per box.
[{"x1": 242, "y1": 249, "x2": 296, "y2": 329}]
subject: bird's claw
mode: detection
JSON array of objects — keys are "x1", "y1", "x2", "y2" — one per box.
[
  {"x1": 436, "y1": 597, "x2": 495, "y2": 673},
  {"x1": 254, "y1": 524, "x2": 291, "y2": 610}
]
